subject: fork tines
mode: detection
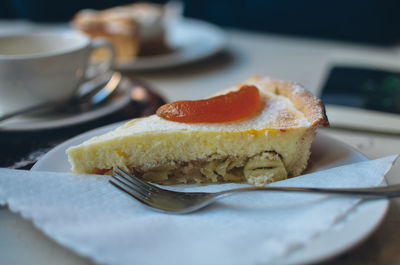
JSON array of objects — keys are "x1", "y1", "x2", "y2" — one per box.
[{"x1": 109, "y1": 167, "x2": 158, "y2": 204}]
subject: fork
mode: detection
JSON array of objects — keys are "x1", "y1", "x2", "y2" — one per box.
[{"x1": 109, "y1": 167, "x2": 400, "y2": 214}]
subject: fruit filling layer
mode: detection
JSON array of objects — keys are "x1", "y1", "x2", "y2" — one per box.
[{"x1": 124, "y1": 151, "x2": 287, "y2": 186}]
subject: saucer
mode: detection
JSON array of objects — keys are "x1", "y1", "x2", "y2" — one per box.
[{"x1": 0, "y1": 78, "x2": 135, "y2": 132}]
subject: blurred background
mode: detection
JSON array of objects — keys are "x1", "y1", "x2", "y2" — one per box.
[{"x1": 1, "y1": 0, "x2": 400, "y2": 45}]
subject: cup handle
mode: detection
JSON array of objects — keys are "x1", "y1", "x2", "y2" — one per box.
[{"x1": 85, "y1": 38, "x2": 116, "y2": 80}]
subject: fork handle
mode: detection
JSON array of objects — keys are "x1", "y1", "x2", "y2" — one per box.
[{"x1": 215, "y1": 184, "x2": 400, "y2": 199}]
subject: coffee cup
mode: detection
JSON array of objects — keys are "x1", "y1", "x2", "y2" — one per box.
[{"x1": 0, "y1": 31, "x2": 115, "y2": 113}]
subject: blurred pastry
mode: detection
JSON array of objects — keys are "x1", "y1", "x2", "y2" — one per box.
[{"x1": 72, "y1": 2, "x2": 167, "y2": 60}]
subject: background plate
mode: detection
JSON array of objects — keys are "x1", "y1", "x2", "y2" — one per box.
[{"x1": 115, "y1": 18, "x2": 227, "y2": 70}]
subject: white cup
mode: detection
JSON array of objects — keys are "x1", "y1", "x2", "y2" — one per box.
[{"x1": 0, "y1": 31, "x2": 115, "y2": 113}]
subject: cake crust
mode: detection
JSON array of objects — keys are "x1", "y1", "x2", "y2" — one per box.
[{"x1": 247, "y1": 75, "x2": 329, "y2": 128}]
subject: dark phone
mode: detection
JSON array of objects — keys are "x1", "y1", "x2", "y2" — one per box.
[{"x1": 320, "y1": 66, "x2": 400, "y2": 115}]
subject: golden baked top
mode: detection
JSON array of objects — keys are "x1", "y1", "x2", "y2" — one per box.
[{"x1": 82, "y1": 76, "x2": 329, "y2": 145}]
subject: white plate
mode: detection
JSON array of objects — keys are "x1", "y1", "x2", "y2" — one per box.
[
  {"x1": 0, "y1": 80, "x2": 131, "y2": 132},
  {"x1": 32, "y1": 123, "x2": 389, "y2": 265},
  {"x1": 115, "y1": 18, "x2": 227, "y2": 70}
]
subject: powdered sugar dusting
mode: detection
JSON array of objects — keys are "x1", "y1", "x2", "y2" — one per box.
[{"x1": 98, "y1": 89, "x2": 310, "y2": 140}]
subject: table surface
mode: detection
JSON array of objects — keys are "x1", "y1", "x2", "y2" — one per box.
[{"x1": 1, "y1": 24, "x2": 400, "y2": 265}]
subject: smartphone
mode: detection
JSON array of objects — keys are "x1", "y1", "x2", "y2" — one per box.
[{"x1": 320, "y1": 66, "x2": 400, "y2": 133}]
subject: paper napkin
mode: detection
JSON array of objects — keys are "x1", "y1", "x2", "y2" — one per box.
[{"x1": 0, "y1": 155, "x2": 397, "y2": 265}]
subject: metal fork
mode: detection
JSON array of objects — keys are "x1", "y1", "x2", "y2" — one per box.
[{"x1": 109, "y1": 167, "x2": 400, "y2": 214}]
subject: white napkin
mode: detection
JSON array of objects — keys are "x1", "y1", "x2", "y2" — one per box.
[{"x1": 0, "y1": 155, "x2": 397, "y2": 265}]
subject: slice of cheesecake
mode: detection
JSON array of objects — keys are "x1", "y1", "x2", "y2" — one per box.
[{"x1": 67, "y1": 76, "x2": 329, "y2": 186}]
